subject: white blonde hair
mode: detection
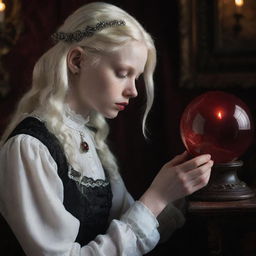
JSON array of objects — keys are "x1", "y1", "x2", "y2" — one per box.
[{"x1": 0, "y1": 2, "x2": 157, "y2": 180}]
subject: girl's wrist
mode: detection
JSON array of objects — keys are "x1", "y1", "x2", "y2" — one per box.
[{"x1": 138, "y1": 188, "x2": 167, "y2": 217}]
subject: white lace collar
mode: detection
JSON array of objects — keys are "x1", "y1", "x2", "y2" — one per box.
[
  {"x1": 62, "y1": 103, "x2": 90, "y2": 131},
  {"x1": 27, "y1": 103, "x2": 90, "y2": 132}
]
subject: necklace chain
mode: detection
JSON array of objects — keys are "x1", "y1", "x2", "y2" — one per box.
[{"x1": 79, "y1": 131, "x2": 85, "y2": 140}]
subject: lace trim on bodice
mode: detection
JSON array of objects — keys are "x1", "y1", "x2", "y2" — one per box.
[{"x1": 68, "y1": 165, "x2": 109, "y2": 188}]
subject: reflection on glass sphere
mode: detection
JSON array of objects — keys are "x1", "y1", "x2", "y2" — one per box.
[{"x1": 180, "y1": 91, "x2": 254, "y2": 163}]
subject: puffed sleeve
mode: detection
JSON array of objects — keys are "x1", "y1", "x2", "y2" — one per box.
[
  {"x1": 0, "y1": 134, "x2": 160, "y2": 256},
  {"x1": 110, "y1": 170, "x2": 186, "y2": 244}
]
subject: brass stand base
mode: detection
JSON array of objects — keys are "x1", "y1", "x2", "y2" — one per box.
[{"x1": 189, "y1": 160, "x2": 255, "y2": 201}]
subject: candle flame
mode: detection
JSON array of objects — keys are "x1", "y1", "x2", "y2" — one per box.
[
  {"x1": 235, "y1": 0, "x2": 244, "y2": 7},
  {"x1": 0, "y1": 1, "x2": 6, "y2": 12},
  {"x1": 217, "y1": 111, "x2": 223, "y2": 120}
]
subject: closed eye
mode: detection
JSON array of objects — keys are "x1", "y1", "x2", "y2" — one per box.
[{"x1": 117, "y1": 74, "x2": 128, "y2": 79}]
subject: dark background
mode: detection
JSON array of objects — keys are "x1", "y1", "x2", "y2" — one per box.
[{"x1": 1, "y1": 0, "x2": 256, "y2": 255}]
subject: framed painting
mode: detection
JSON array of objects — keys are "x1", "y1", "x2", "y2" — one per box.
[{"x1": 179, "y1": 0, "x2": 256, "y2": 88}]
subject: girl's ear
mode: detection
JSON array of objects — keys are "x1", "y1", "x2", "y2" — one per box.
[{"x1": 67, "y1": 46, "x2": 85, "y2": 74}]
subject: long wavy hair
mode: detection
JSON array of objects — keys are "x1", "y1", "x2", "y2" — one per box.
[{"x1": 0, "y1": 2, "x2": 157, "y2": 180}]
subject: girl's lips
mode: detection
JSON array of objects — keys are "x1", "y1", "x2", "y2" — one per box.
[{"x1": 115, "y1": 103, "x2": 127, "y2": 110}]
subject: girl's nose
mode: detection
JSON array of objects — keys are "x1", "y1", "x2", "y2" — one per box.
[{"x1": 123, "y1": 82, "x2": 138, "y2": 98}]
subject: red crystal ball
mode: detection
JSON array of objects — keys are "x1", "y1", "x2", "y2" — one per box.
[{"x1": 180, "y1": 91, "x2": 254, "y2": 163}]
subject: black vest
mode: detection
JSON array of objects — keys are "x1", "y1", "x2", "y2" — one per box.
[{"x1": 0, "y1": 116, "x2": 113, "y2": 255}]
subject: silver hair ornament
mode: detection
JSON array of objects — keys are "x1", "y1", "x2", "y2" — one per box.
[{"x1": 51, "y1": 19, "x2": 126, "y2": 43}]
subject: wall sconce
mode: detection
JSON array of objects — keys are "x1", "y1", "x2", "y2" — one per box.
[
  {"x1": 179, "y1": 0, "x2": 256, "y2": 89},
  {"x1": 0, "y1": 1, "x2": 6, "y2": 23},
  {"x1": 233, "y1": 0, "x2": 244, "y2": 36},
  {"x1": 0, "y1": 0, "x2": 23, "y2": 98}
]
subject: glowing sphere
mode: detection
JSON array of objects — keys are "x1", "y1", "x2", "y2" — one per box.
[{"x1": 180, "y1": 91, "x2": 254, "y2": 163}]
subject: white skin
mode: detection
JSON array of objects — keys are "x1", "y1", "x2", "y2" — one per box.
[{"x1": 66, "y1": 40, "x2": 213, "y2": 217}]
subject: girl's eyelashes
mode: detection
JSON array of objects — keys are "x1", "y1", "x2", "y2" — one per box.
[
  {"x1": 117, "y1": 73, "x2": 128, "y2": 78},
  {"x1": 115, "y1": 70, "x2": 129, "y2": 79},
  {"x1": 115, "y1": 68, "x2": 143, "y2": 80}
]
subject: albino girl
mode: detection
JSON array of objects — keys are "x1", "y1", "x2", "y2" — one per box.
[{"x1": 0, "y1": 2, "x2": 213, "y2": 255}]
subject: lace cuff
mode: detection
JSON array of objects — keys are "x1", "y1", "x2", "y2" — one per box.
[{"x1": 120, "y1": 200, "x2": 160, "y2": 253}]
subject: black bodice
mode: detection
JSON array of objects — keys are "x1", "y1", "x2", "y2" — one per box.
[{"x1": 0, "y1": 116, "x2": 113, "y2": 255}]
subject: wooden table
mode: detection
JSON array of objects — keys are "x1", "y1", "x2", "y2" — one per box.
[{"x1": 187, "y1": 193, "x2": 256, "y2": 256}]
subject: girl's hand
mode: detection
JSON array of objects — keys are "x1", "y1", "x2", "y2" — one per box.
[{"x1": 139, "y1": 151, "x2": 214, "y2": 217}]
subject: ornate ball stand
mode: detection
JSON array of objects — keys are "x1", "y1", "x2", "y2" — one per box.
[{"x1": 190, "y1": 160, "x2": 255, "y2": 201}]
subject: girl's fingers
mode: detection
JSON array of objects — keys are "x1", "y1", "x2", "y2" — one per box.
[
  {"x1": 179, "y1": 162, "x2": 213, "y2": 195},
  {"x1": 168, "y1": 151, "x2": 190, "y2": 167},
  {"x1": 186, "y1": 160, "x2": 214, "y2": 181},
  {"x1": 192, "y1": 169, "x2": 212, "y2": 191},
  {"x1": 183, "y1": 169, "x2": 211, "y2": 195},
  {"x1": 179, "y1": 154, "x2": 211, "y2": 172}
]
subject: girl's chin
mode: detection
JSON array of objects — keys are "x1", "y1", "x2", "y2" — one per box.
[{"x1": 101, "y1": 110, "x2": 119, "y2": 119}]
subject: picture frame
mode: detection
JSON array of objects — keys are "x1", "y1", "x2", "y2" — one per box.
[{"x1": 179, "y1": 0, "x2": 256, "y2": 89}]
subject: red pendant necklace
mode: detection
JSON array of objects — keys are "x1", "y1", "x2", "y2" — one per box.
[{"x1": 79, "y1": 131, "x2": 89, "y2": 152}]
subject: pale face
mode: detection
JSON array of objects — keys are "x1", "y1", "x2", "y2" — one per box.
[{"x1": 66, "y1": 40, "x2": 148, "y2": 119}]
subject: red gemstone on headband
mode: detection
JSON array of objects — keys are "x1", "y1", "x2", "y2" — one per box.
[{"x1": 180, "y1": 91, "x2": 254, "y2": 163}]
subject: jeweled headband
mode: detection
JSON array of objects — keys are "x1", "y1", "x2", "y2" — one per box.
[{"x1": 51, "y1": 19, "x2": 126, "y2": 44}]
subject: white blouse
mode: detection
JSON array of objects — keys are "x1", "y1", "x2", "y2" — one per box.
[{"x1": 0, "y1": 104, "x2": 185, "y2": 256}]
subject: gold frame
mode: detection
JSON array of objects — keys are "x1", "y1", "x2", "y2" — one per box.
[{"x1": 179, "y1": 0, "x2": 256, "y2": 89}]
